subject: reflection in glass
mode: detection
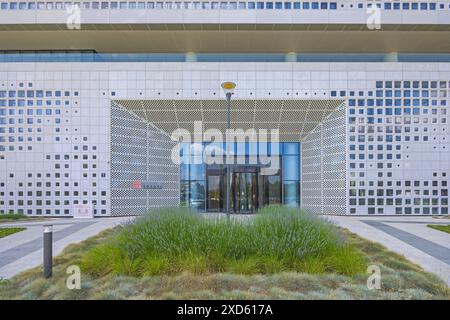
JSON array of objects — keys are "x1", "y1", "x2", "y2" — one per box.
[
  {"x1": 180, "y1": 142, "x2": 301, "y2": 212},
  {"x1": 190, "y1": 181, "x2": 205, "y2": 210},
  {"x1": 180, "y1": 181, "x2": 189, "y2": 207},
  {"x1": 189, "y1": 143, "x2": 204, "y2": 157},
  {"x1": 233, "y1": 172, "x2": 258, "y2": 213},
  {"x1": 263, "y1": 175, "x2": 281, "y2": 205},
  {"x1": 246, "y1": 142, "x2": 258, "y2": 155},
  {"x1": 180, "y1": 163, "x2": 189, "y2": 180},
  {"x1": 283, "y1": 155, "x2": 299, "y2": 181},
  {"x1": 269, "y1": 142, "x2": 281, "y2": 156},
  {"x1": 283, "y1": 181, "x2": 300, "y2": 207},
  {"x1": 190, "y1": 163, "x2": 205, "y2": 180},
  {"x1": 283, "y1": 142, "x2": 300, "y2": 155},
  {"x1": 207, "y1": 175, "x2": 224, "y2": 212},
  {"x1": 204, "y1": 142, "x2": 225, "y2": 164}
]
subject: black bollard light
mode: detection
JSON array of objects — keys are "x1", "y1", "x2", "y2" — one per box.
[{"x1": 43, "y1": 225, "x2": 53, "y2": 278}]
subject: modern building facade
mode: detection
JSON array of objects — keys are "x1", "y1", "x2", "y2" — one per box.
[{"x1": 0, "y1": 1, "x2": 449, "y2": 216}]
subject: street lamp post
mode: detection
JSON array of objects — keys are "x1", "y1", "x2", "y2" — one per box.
[{"x1": 221, "y1": 82, "x2": 236, "y2": 222}]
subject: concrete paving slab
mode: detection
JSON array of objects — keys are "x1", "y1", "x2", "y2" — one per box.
[
  {"x1": 0, "y1": 224, "x2": 70, "y2": 254},
  {"x1": 329, "y1": 216, "x2": 450, "y2": 286},
  {"x1": 362, "y1": 220, "x2": 450, "y2": 265},
  {"x1": 386, "y1": 222, "x2": 450, "y2": 250},
  {"x1": 0, "y1": 222, "x2": 94, "y2": 269},
  {"x1": 0, "y1": 217, "x2": 131, "y2": 279}
]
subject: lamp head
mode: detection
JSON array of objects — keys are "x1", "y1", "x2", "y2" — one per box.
[{"x1": 221, "y1": 82, "x2": 236, "y2": 95}]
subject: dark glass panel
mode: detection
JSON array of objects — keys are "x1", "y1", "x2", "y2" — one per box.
[
  {"x1": 263, "y1": 175, "x2": 281, "y2": 205},
  {"x1": 232, "y1": 172, "x2": 258, "y2": 213},
  {"x1": 207, "y1": 175, "x2": 224, "y2": 212}
]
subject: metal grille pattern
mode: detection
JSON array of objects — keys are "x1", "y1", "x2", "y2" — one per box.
[
  {"x1": 115, "y1": 99, "x2": 345, "y2": 141},
  {"x1": 110, "y1": 101, "x2": 179, "y2": 216},
  {"x1": 301, "y1": 102, "x2": 347, "y2": 215}
]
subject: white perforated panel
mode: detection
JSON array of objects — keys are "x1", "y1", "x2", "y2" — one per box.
[
  {"x1": 301, "y1": 102, "x2": 347, "y2": 215},
  {"x1": 110, "y1": 102, "x2": 179, "y2": 216},
  {"x1": 115, "y1": 99, "x2": 345, "y2": 141}
]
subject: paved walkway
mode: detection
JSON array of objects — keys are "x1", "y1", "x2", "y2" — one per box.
[
  {"x1": 0, "y1": 217, "x2": 132, "y2": 279},
  {"x1": 328, "y1": 216, "x2": 450, "y2": 286}
]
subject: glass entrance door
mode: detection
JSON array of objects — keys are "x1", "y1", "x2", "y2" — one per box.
[
  {"x1": 232, "y1": 172, "x2": 258, "y2": 213},
  {"x1": 207, "y1": 174, "x2": 224, "y2": 212}
]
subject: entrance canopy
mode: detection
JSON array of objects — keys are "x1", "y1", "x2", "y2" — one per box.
[{"x1": 114, "y1": 99, "x2": 345, "y2": 141}]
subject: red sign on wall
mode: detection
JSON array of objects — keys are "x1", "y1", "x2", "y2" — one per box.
[
  {"x1": 132, "y1": 180, "x2": 142, "y2": 189},
  {"x1": 73, "y1": 204, "x2": 93, "y2": 219},
  {"x1": 131, "y1": 180, "x2": 163, "y2": 189}
]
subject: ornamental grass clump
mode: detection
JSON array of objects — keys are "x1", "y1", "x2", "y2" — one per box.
[{"x1": 82, "y1": 206, "x2": 366, "y2": 277}]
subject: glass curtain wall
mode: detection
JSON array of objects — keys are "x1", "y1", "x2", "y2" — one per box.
[
  {"x1": 282, "y1": 143, "x2": 301, "y2": 207},
  {"x1": 180, "y1": 142, "x2": 300, "y2": 212}
]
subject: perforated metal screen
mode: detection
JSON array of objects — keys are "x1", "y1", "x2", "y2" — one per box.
[
  {"x1": 110, "y1": 101, "x2": 180, "y2": 216},
  {"x1": 301, "y1": 102, "x2": 347, "y2": 215},
  {"x1": 114, "y1": 99, "x2": 345, "y2": 141}
]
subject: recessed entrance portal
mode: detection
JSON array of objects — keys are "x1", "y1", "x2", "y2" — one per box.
[
  {"x1": 113, "y1": 99, "x2": 345, "y2": 214},
  {"x1": 111, "y1": 99, "x2": 347, "y2": 215}
]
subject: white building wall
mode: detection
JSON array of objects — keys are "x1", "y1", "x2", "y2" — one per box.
[
  {"x1": 0, "y1": 62, "x2": 449, "y2": 216},
  {"x1": 1, "y1": 0, "x2": 449, "y2": 26}
]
